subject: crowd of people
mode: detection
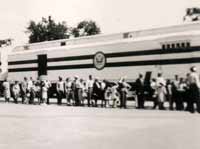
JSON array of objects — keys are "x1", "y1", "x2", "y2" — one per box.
[{"x1": 1, "y1": 66, "x2": 200, "y2": 113}]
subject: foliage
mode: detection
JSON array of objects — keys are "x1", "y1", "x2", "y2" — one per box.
[
  {"x1": 71, "y1": 20, "x2": 101, "y2": 38},
  {"x1": 26, "y1": 17, "x2": 101, "y2": 43},
  {"x1": 26, "y1": 16, "x2": 69, "y2": 43}
]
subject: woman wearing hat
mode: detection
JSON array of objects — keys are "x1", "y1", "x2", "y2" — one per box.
[{"x1": 156, "y1": 73, "x2": 167, "y2": 110}]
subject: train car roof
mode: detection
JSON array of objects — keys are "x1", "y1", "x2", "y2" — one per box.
[{"x1": 11, "y1": 21, "x2": 200, "y2": 55}]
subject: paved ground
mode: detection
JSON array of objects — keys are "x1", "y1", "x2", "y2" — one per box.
[{"x1": 0, "y1": 101, "x2": 199, "y2": 149}]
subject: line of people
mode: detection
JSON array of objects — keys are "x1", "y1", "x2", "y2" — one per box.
[
  {"x1": 135, "y1": 66, "x2": 200, "y2": 113},
  {"x1": 1, "y1": 66, "x2": 200, "y2": 113},
  {"x1": 2, "y1": 75, "x2": 131, "y2": 108}
]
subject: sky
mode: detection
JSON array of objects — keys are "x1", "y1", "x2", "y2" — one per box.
[{"x1": 0, "y1": 0, "x2": 200, "y2": 45}]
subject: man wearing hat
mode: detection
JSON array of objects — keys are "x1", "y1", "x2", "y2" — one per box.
[{"x1": 188, "y1": 66, "x2": 200, "y2": 113}]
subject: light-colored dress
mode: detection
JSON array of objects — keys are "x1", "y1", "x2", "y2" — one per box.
[
  {"x1": 3, "y1": 81, "x2": 10, "y2": 99},
  {"x1": 12, "y1": 84, "x2": 20, "y2": 97},
  {"x1": 156, "y1": 77, "x2": 166, "y2": 102}
]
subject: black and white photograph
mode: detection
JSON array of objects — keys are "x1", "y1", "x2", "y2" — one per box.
[{"x1": 0, "y1": 0, "x2": 200, "y2": 149}]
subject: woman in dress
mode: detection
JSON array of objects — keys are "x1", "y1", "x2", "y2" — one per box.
[{"x1": 3, "y1": 78, "x2": 11, "y2": 103}]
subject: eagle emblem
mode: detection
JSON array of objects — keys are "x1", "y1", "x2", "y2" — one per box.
[{"x1": 93, "y1": 52, "x2": 106, "y2": 70}]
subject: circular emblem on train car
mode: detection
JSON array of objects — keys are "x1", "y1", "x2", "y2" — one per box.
[{"x1": 93, "y1": 52, "x2": 106, "y2": 70}]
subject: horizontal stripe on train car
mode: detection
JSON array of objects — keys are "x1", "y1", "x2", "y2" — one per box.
[
  {"x1": 47, "y1": 55, "x2": 93, "y2": 62},
  {"x1": 8, "y1": 59, "x2": 37, "y2": 65},
  {"x1": 8, "y1": 46, "x2": 200, "y2": 65},
  {"x1": 8, "y1": 67, "x2": 38, "y2": 72}
]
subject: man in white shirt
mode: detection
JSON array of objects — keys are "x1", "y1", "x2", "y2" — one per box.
[{"x1": 86, "y1": 75, "x2": 94, "y2": 107}]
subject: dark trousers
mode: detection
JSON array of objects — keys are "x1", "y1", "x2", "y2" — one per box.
[
  {"x1": 137, "y1": 93, "x2": 144, "y2": 109},
  {"x1": 21, "y1": 91, "x2": 26, "y2": 104},
  {"x1": 120, "y1": 91, "x2": 127, "y2": 108},
  {"x1": 188, "y1": 84, "x2": 199, "y2": 113},
  {"x1": 13, "y1": 94, "x2": 19, "y2": 104},
  {"x1": 29, "y1": 90, "x2": 35, "y2": 104},
  {"x1": 176, "y1": 91, "x2": 184, "y2": 111},
  {"x1": 57, "y1": 90, "x2": 64, "y2": 105},
  {"x1": 74, "y1": 88, "x2": 81, "y2": 106}
]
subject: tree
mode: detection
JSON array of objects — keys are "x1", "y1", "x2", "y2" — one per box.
[
  {"x1": 26, "y1": 16, "x2": 69, "y2": 43},
  {"x1": 183, "y1": 7, "x2": 200, "y2": 22},
  {"x1": 71, "y1": 20, "x2": 101, "y2": 37}
]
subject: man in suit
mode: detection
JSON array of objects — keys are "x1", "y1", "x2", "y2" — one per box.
[{"x1": 135, "y1": 74, "x2": 145, "y2": 109}]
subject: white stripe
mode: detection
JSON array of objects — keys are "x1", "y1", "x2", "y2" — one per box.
[
  {"x1": 8, "y1": 63, "x2": 38, "y2": 69},
  {"x1": 47, "y1": 59, "x2": 92, "y2": 67}
]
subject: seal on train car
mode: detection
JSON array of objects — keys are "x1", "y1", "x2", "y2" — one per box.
[{"x1": 93, "y1": 52, "x2": 106, "y2": 70}]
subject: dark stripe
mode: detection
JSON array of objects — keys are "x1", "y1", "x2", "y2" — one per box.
[
  {"x1": 8, "y1": 59, "x2": 37, "y2": 65},
  {"x1": 47, "y1": 55, "x2": 93, "y2": 62},
  {"x1": 105, "y1": 47, "x2": 199, "y2": 58},
  {"x1": 107, "y1": 57, "x2": 200, "y2": 67},
  {"x1": 47, "y1": 64, "x2": 94, "y2": 70},
  {"x1": 8, "y1": 67, "x2": 38, "y2": 72}
]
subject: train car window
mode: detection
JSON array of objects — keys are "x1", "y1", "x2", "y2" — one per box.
[
  {"x1": 167, "y1": 44, "x2": 171, "y2": 49},
  {"x1": 123, "y1": 32, "x2": 129, "y2": 38},
  {"x1": 171, "y1": 43, "x2": 175, "y2": 49},
  {"x1": 186, "y1": 42, "x2": 190, "y2": 47},
  {"x1": 181, "y1": 43, "x2": 185, "y2": 48},
  {"x1": 60, "y1": 42, "x2": 66, "y2": 46},
  {"x1": 176, "y1": 43, "x2": 180, "y2": 48},
  {"x1": 162, "y1": 44, "x2": 166, "y2": 50}
]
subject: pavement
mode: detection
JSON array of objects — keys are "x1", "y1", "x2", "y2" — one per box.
[{"x1": 0, "y1": 100, "x2": 199, "y2": 149}]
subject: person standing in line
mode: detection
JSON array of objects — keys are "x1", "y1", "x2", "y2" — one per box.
[
  {"x1": 79, "y1": 78, "x2": 85, "y2": 106},
  {"x1": 86, "y1": 75, "x2": 94, "y2": 107},
  {"x1": 184, "y1": 73, "x2": 191, "y2": 111},
  {"x1": 65, "y1": 77, "x2": 73, "y2": 106},
  {"x1": 150, "y1": 78, "x2": 158, "y2": 109},
  {"x1": 135, "y1": 74, "x2": 145, "y2": 109},
  {"x1": 166, "y1": 79, "x2": 173, "y2": 110},
  {"x1": 46, "y1": 79, "x2": 51, "y2": 105},
  {"x1": 12, "y1": 81, "x2": 20, "y2": 104},
  {"x1": 34, "y1": 78, "x2": 41, "y2": 104},
  {"x1": 74, "y1": 76, "x2": 82, "y2": 106},
  {"x1": 177, "y1": 78, "x2": 187, "y2": 111},
  {"x1": 93, "y1": 78, "x2": 101, "y2": 107},
  {"x1": 82, "y1": 81, "x2": 88, "y2": 106},
  {"x1": 3, "y1": 78, "x2": 10, "y2": 103},
  {"x1": 100, "y1": 79, "x2": 106, "y2": 107},
  {"x1": 118, "y1": 77, "x2": 131, "y2": 109},
  {"x1": 28, "y1": 77, "x2": 35, "y2": 104},
  {"x1": 156, "y1": 73, "x2": 167, "y2": 110},
  {"x1": 41, "y1": 80, "x2": 49, "y2": 105},
  {"x1": 71, "y1": 78, "x2": 76, "y2": 106},
  {"x1": 188, "y1": 66, "x2": 200, "y2": 113},
  {"x1": 56, "y1": 76, "x2": 65, "y2": 105},
  {"x1": 171, "y1": 75, "x2": 179, "y2": 110},
  {"x1": 21, "y1": 77, "x2": 28, "y2": 104}
]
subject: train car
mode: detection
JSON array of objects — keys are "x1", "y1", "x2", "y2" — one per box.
[{"x1": 7, "y1": 22, "x2": 200, "y2": 82}]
